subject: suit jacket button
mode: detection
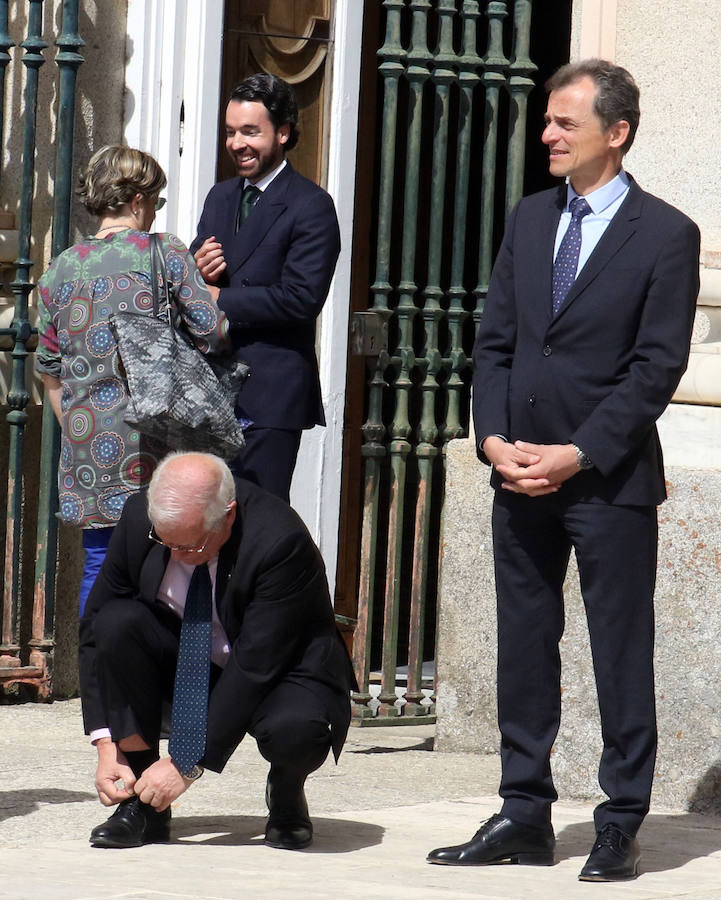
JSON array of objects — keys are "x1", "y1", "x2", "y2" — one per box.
[
  {"x1": 542, "y1": 345, "x2": 552, "y2": 357},
  {"x1": 529, "y1": 394, "x2": 536, "y2": 407},
  {"x1": 241, "y1": 278, "x2": 250, "y2": 287}
]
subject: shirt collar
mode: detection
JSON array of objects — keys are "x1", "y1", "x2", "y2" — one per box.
[
  {"x1": 244, "y1": 158, "x2": 287, "y2": 193},
  {"x1": 170, "y1": 555, "x2": 219, "y2": 578},
  {"x1": 566, "y1": 169, "x2": 630, "y2": 215}
]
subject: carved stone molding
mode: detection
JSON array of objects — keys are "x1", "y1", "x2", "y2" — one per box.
[{"x1": 234, "y1": 0, "x2": 331, "y2": 84}]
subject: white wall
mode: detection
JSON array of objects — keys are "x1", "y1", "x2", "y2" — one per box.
[{"x1": 124, "y1": 0, "x2": 224, "y2": 246}]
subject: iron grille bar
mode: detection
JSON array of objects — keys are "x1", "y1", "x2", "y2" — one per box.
[{"x1": 352, "y1": 0, "x2": 535, "y2": 725}]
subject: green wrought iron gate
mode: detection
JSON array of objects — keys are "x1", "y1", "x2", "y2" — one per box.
[
  {"x1": 0, "y1": 0, "x2": 82, "y2": 699},
  {"x1": 346, "y1": 0, "x2": 547, "y2": 723}
]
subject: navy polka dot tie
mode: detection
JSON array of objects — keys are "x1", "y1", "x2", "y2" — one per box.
[
  {"x1": 168, "y1": 563, "x2": 212, "y2": 773},
  {"x1": 552, "y1": 196, "x2": 592, "y2": 315}
]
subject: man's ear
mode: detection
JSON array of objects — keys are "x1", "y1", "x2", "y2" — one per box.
[
  {"x1": 277, "y1": 124, "x2": 291, "y2": 146},
  {"x1": 608, "y1": 119, "x2": 630, "y2": 150},
  {"x1": 226, "y1": 500, "x2": 238, "y2": 528}
]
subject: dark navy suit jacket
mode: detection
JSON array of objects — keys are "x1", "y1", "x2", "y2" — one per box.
[
  {"x1": 472, "y1": 177, "x2": 700, "y2": 507},
  {"x1": 79, "y1": 479, "x2": 354, "y2": 773},
  {"x1": 190, "y1": 162, "x2": 341, "y2": 430}
]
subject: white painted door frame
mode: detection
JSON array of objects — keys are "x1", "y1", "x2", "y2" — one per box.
[
  {"x1": 124, "y1": 0, "x2": 224, "y2": 247},
  {"x1": 289, "y1": 0, "x2": 364, "y2": 594},
  {"x1": 121, "y1": 0, "x2": 363, "y2": 597},
  {"x1": 572, "y1": 0, "x2": 618, "y2": 59}
]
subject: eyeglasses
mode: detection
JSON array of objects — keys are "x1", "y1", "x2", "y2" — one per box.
[
  {"x1": 148, "y1": 525, "x2": 210, "y2": 554},
  {"x1": 148, "y1": 505, "x2": 234, "y2": 554},
  {"x1": 154, "y1": 197, "x2": 167, "y2": 211}
]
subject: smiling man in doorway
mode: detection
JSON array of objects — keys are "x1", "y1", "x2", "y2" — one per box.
[
  {"x1": 190, "y1": 74, "x2": 340, "y2": 503},
  {"x1": 427, "y1": 60, "x2": 700, "y2": 882}
]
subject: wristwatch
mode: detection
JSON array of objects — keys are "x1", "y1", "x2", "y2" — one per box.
[
  {"x1": 571, "y1": 443, "x2": 594, "y2": 470},
  {"x1": 172, "y1": 760, "x2": 204, "y2": 781}
]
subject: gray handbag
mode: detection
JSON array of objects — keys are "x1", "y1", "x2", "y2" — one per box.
[{"x1": 109, "y1": 234, "x2": 248, "y2": 461}]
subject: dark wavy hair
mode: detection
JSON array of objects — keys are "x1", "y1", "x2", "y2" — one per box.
[
  {"x1": 229, "y1": 73, "x2": 299, "y2": 151},
  {"x1": 77, "y1": 145, "x2": 167, "y2": 216},
  {"x1": 546, "y1": 59, "x2": 640, "y2": 154}
]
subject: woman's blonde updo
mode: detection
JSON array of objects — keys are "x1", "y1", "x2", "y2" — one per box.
[{"x1": 77, "y1": 145, "x2": 167, "y2": 216}]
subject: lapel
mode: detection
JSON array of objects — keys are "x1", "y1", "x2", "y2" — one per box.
[
  {"x1": 530, "y1": 186, "x2": 565, "y2": 329},
  {"x1": 214, "y1": 500, "x2": 244, "y2": 636},
  {"x1": 210, "y1": 177, "x2": 243, "y2": 252},
  {"x1": 551, "y1": 179, "x2": 643, "y2": 323},
  {"x1": 224, "y1": 162, "x2": 294, "y2": 276},
  {"x1": 139, "y1": 543, "x2": 170, "y2": 601}
]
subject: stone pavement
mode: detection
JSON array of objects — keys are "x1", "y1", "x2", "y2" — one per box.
[{"x1": 2, "y1": 699, "x2": 721, "y2": 899}]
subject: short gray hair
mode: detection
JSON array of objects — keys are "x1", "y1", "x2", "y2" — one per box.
[
  {"x1": 147, "y1": 452, "x2": 236, "y2": 532},
  {"x1": 546, "y1": 59, "x2": 640, "y2": 154}
]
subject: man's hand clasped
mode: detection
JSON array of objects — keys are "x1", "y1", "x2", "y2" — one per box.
[{"x1": 483, "y1": 436, "x2": 581, "y2": 497}]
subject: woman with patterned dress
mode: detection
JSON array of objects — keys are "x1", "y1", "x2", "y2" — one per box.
[{"x1": 35, "y1": 146, "x2": 230, "y2": 613}]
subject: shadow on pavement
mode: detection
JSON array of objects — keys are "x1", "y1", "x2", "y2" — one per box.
[
  {"x1": 556, "y1": 812, "x2": 721, "y2": 873},
  {"x1": 349, "y1": 738, "x2": 434, "y2": 754},
  {"x1": 170, "y1": 814, "x2": 384, "y2": 853},
  {"x1": 0, "y1": 788, "x2": 95, "y2": 823}
]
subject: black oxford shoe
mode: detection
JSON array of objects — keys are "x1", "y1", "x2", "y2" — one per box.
[
  {"x1": 578, "y1": 823, "x2": 640, "y2": 882},
  {"x1": 264, "y1": 778, "x2": 313, "y2": 850},
  {"x1": 89, "y1": 796, "x2": 171, "y2": 849},
  {"x1": 427, "y1": 813, "x2": 555, "y2": 866}
]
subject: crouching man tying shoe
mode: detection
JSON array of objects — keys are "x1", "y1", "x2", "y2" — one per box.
[{"x1": 79, "y1": 451, "x2": 354, "y2": 850}]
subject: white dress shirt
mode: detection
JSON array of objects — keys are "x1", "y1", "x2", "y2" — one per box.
[{"x1": 244, "y1": 158, "x2": 286, "y2": 193}]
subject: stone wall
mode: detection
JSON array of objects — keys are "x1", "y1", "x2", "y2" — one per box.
[{"x1": 613, "y1": 0, "x2": 721, "y2": 254}]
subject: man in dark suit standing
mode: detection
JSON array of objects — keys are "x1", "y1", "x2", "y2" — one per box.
[
  {"x1": 80, "y1": 452, "x2": 353, "y2": 850},
  {"x1": 428, "y1": 60, "x2": 700, "y2": 881},
  {"x1": 189, "y1": 74, "x2": 340, "y2": 503}
]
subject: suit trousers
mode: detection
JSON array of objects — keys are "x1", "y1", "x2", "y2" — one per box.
[
  {"x1": 92, "y1": 598, "x2": 333, "y2": 783},
  {"x1": 230, "y1": 426, "x2": 302, "y2": 504},
  {"x1": 491, "y1": 490, "x2": 658, "y2": 837}
]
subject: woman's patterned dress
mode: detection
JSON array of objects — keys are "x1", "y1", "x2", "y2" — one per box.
[{"x1": 35, "y1": 229, "x2": 230, "y2": 528}]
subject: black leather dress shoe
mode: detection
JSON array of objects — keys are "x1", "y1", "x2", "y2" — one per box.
[
  {"x1": 427, "y1": 813, "x2": 555, "y2": 866},
  {"x1": 578, "y1": 823, "x2": 640, "y2": 881},
  {"x1": 264, "y1": 778, "x2": 313, "y2": 850},
  {"x1": 89, "y1": 796, "x2": 171, "y2": 848}
]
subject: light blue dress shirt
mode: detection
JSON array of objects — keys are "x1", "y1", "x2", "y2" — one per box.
[{"x1": 554, "y1": 170, "x2": 631, "y2": 274}]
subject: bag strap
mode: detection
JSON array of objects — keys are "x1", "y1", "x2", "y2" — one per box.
[{"x1": 149, "y1": 233, "x2": 174, "y2": 329}]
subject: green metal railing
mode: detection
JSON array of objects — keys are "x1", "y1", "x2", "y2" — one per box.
[
  {"x1": 0, "y1": 0, "x2": 83, "y2": 699},
  {"x1": 351, "y1": 0, "x2": 536, "y2": 723}
]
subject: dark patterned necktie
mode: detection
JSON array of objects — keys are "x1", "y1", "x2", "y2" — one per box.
[
  {"x1": 235, "y1": 184, "x2": 261, "y2": 232},
  {"x1": 552, "y1": 196, "x2": 592, "y2": 315},
  {"x1": 168, "y1": 563, "x2": 213, "y2": 772}
]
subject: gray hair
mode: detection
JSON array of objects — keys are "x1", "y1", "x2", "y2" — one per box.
[
  {"x1": 147, "y1": 452, "x2": 236, "y2": 532},
  {"x1": 545, "y1": 59, "x2": 640, "y2": 154}
]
